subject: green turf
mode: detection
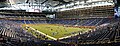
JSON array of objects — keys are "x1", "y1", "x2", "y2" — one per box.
[{"x1": 22, "y1": 24, "x2": 91, "y2": 39}]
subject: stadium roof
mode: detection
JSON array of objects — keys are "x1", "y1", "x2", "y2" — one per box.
[
  {"x1": 0, "y1": 0, "x2": 113, "y2": 7},
  {"x1": 9, "y1": 0, "x2": 112, "y2": 7},
  {"x1": 0, "y1": 0, "x2": 114, "y2": 12}
]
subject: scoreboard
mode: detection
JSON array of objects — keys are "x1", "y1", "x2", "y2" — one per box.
[{"x1": 114, "y1": 0, "x2": 120, "y2": 18}]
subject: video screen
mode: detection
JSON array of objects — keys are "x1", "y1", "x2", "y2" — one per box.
[{"x1": 114, "y1": 0, "x2": 120, "y2": 18}]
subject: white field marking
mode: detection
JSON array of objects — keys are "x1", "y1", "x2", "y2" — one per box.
[
  {"x1": 58, "y1": 33, "x2": 79, "y2": 40},
  {"x1": 58, "y1": 30, "x2": 90, "y2": 40},
  {"x1": 26, "y1": 25, "x2": 57, "y2": 40},
  {"x1": 26, "y1": 25, "x2": 90, "y2": 40}
]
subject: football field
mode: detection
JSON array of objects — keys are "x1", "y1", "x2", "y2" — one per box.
[{"x1": 22, "y1": 24, "x2": 91, "y2": 39}]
